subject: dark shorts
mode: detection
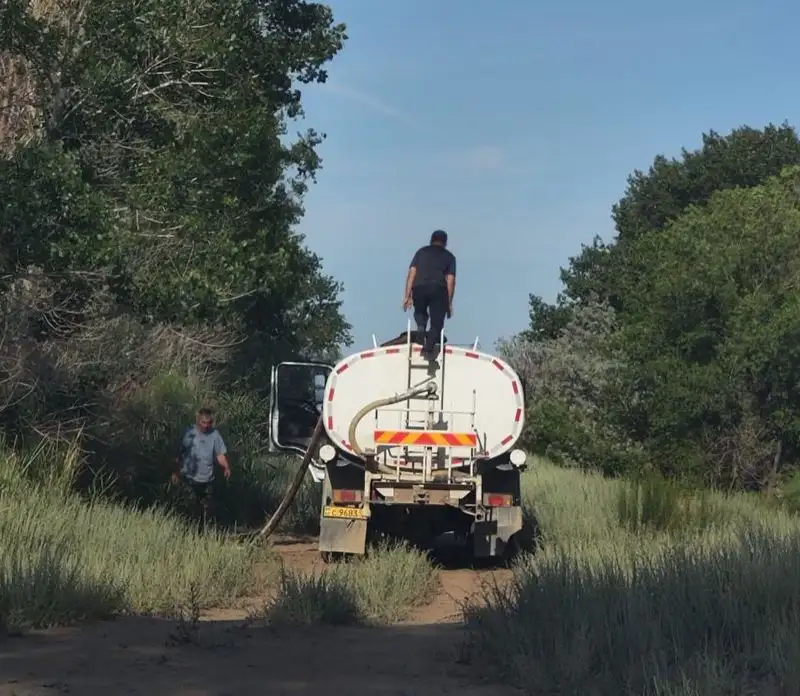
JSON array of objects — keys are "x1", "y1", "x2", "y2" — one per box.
[
  {"x1": 183, "y1": 478, "x2": 213, "y2": 532},
  {"x1": 189, "y1": 479, "x2": 212, "y2": 500}
]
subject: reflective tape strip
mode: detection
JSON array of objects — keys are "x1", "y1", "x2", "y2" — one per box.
[
  {"x1": 323, "y1": 343, "x2": 525, "y2": 457},
  {"x1": 374, "y1": 430, "x2": 478, "y2": 447}
]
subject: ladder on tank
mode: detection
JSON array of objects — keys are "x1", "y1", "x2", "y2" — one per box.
[
  {"x1": 371, "y1": 320, "x2": 480, "y2": 483},
  {"x1": 402, "y1": 318, "x2": 446, "y2": 482},
  {"x1": 374, "y1": 319, "x2": 479, "y2": 484}
]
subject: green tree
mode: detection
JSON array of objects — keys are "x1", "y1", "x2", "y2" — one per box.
[
  {"x1": 0, "y1": 0, "x2": 352, "y2": 516},
  {"x1": 1, "y1": 0, "x2": 351, "y2": 373},
  {"x1": 613, "y1": 166, "x2": 800, "y2": 488},
  {"x1": 529, "y1": 124, "x2": 800, "y2": 339}
]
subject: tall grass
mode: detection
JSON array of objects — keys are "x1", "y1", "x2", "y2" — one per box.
[
  {"x1": 260, "y1": 540, "x2": 438, "y2": 627},
  {"x1": 0, "y1": 439, "x2": 267, "y2": 633},
  {"x1": 463, "y1": 458, "x2": 800, "y2": 695},
  {"x1": 88, "y1": 371, "x2": 322, "y2": 534}
]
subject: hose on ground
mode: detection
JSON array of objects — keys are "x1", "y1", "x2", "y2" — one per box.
[{"x1": 257, "y1": 416, "x2": 325, "y2": 541}]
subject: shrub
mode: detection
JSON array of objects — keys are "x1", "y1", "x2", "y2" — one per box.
[
  {"x1": 0, "y1": 440, "x2": 267, "y2": 631},
  {"x1": 259, "y1": 540, "x2": 438, "y2": 627},
  {"x1": 465, "y1": 459, "x2": 800, "y2": 695},
  {"x1": 464, "y1": 529, "x2": 800, "y2": 695},
  {"x1": 616, "y1": 472, "x2": 727, "y2": 535}
]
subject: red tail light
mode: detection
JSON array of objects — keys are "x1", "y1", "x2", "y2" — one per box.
[
  {"x1": 332, "y1": 488, "x2": 362, "y2": 503},
  {"x1": 483, "y1": 493, "x2": 513, "y2": 507}
]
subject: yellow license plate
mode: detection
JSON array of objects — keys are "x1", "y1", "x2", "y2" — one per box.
[{"x1": 323, "y1": 505, "x2": 368, "y2": 520}]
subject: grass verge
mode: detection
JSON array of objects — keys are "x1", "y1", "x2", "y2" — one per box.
[
  {"x1": 462, "y1": 458, "x2": 800, "y2": 695},
  {"x1": 258, "y1": 540, "x2": 438, "y2": 627},
  {"x1": 0, "y1": 440, "x2": 268, "y2": 634}
]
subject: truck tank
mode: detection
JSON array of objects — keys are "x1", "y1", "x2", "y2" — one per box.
[{"x1": 321, "y1": 339, "x2": 525, "y2": 470}]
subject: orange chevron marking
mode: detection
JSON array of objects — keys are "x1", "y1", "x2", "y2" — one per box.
[{"x1": 373, "y1": 430, "x2": 478, "y2": 447}]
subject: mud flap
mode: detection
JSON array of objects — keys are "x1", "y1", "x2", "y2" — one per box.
[
  {"x1": 319, "y1": 516, "x2": 367, "y2": 555},
  {"x1": 472, "y1": 506, "x2": 523, "y2": 557}
]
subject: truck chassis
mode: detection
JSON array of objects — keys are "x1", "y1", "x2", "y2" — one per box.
[{"x1": 318, "y1": 458, "x2": 524, "y2": 560}]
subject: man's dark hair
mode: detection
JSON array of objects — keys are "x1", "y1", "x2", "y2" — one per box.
[{"x1": 430, "y1": 229, "x2": 447, "y2": 246}]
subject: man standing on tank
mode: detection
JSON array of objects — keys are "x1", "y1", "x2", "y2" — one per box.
[{"x1": 403, "y1": 229, "x2": 456, "y2": 359}]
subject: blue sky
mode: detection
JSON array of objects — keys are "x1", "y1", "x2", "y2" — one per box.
[{"x1": 294, "y1": 0, "x2": 795, "y2": 352}]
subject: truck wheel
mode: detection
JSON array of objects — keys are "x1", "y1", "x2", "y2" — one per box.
[{"x1": 501, "y1": 533, "x2": 522, "y2": 566}]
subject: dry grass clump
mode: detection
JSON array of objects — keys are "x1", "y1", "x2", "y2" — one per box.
[{"x1": 462, "y1": 458, "x2": 800, "y2": 695}]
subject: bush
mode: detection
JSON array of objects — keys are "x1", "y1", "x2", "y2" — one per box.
[
  {"x1": 616, "y1": 472, "x2": 727, "y2": 535},
  {"x1": 260, "y1": 567, "x2": 363, "y2": 626},
  {"x1": 0, "y1": 440, "x2": 267, "y2": 631},
  {"x1": 464, "y1": 529, "x2": 800, "y2": 695},
  {"x1": 0, "y1": 544, "x2": 122, "y2": 635},
  {"x1": 463, "y1": 459, "x2": 800, "y2": 695},
  {"x1": 259, "y1": 540, "x2": 438, "y2": 627},
  {"x1": 498, "y1": 301, "x2": 646, "y2": 477}
]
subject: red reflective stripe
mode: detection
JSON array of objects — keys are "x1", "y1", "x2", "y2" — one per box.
[
  {"x1": 389, "y1": 431, "x2": 407, "y2": 445},
  {"x1": 501, "y1": 435, "x2": 513, "y2": 446},
  {"x1": 465, "y1": 351, "x2": 479, "y2": 359},
  {"x1": 360, "y1": 351, "x2": 375, "y2": 358},
  {"x1": 515, "y1": 408, "x2": 521, "y2": 422},
  {"x1": 336, "y1": 363, "x2": 349, "y2": 374},
  {"x1": 328, "y1": 388, "x2": 335, "y2": 401},
  {"x1": 445, "y1": 347, "x2": 453, "y2": 354},
  {"x1": 386, "y1": 348, "x2": 400, "y2": 354},
  {"x1": 492, "y1": 359, "x2": 504, "y2": 371},
  {"x1": 512, "y1": 381, "x2": 519, "y2": 394},
  {"x1": 327, "y1": 416, "x2": 333, "y2": 429}
]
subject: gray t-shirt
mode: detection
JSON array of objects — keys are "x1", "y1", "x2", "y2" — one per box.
[{"x1": 179, "y1": 425, "x2": 227, "y2": 483}]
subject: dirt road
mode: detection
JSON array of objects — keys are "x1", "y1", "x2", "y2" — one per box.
[{"x1": 0, "y1": 538, "x2": 520, "y2": 696}]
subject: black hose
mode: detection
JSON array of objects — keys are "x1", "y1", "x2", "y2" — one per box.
[{"x1": 256, "y1": 417, "x2": 325, "y2": 541}]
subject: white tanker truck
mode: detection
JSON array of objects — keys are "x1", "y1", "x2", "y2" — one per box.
[{"x1": 267, "y1": 324, "x2": 528, "y2": 561}]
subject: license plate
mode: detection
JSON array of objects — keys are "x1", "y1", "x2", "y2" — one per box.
[{"x1": 323, "y1": 505, "x2": 368, "y2": 520}]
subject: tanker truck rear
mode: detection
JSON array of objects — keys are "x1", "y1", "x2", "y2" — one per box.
[{"x1": 267, "y1": 325, "x2": 528, "y2": 560}]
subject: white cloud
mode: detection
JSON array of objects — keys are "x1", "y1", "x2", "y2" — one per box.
[{"x1": 317, "y1": 81, "x2": 418, "y2": 126}]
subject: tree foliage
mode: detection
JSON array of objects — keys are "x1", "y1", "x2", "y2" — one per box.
[
  {"x1": 1, "y1": 0, "x2": 350, "y2": 377},
  {"x1": 500, "y1": 301, "x2": 645, "y2": 475},
  {"x1": 512, "y1": 124, "x2": 800, "y2": 492},
  {"x1": 613, "y1": 166, "x2": 800, "y2": 488},
  {"x1": 0, "y1": 0, "x2": 351, "y2": 512},
  {"x1": 529, "y1": 124, "x2": 800, "y2": 340}
]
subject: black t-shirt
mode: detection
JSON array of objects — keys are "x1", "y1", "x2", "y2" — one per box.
[{"x1": 410, "y1": 245, "x2": 456, "y2": 287}]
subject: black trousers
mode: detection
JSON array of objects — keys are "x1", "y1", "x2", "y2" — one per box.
[
  {"x1": 412, "y1": 283, "x2": 448, "y2": 353},
  {"x1": 187, "y1": 480, "x2": 213, "y2": 534}
]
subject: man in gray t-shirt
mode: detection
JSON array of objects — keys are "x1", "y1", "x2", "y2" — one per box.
[{"x1": 172, "y1": 407, "x2": 231, "y2": 533}]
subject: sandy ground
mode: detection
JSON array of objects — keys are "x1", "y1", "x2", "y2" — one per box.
[{"x1": 0, "y1": 536, "x2": 521, "y2": 696}]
